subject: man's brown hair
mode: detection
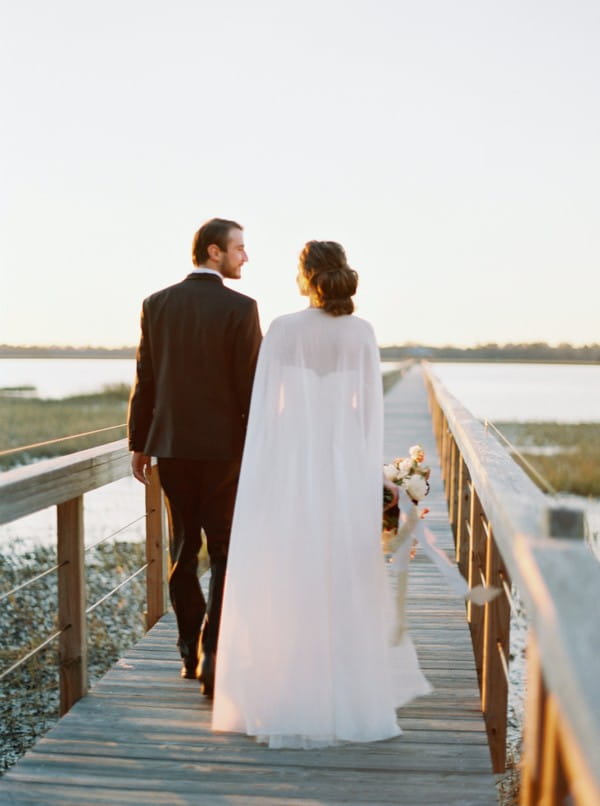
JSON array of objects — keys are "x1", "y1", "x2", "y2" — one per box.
[{"x1": 192, "y1": 218, "x2": 243, "y2": 266}]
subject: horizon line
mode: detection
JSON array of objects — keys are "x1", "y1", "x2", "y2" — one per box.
[{"x1": 1, "y1": 341, "x2": 599, "y2": 352}]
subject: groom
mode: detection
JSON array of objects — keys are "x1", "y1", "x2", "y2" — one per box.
[{"x1": 128, "y1": 218, "x2": 262, "y2": 697}]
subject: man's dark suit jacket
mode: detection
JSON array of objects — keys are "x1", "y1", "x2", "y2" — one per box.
[{"x1": 128, "y1": 273, "x2": 262, "y2": 460}]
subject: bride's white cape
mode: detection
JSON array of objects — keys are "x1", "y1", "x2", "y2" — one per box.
[{"x1": 212, "y1": 308, "x2": 431, "y2": 748}]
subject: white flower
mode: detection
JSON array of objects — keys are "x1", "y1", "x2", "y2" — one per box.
[
  {"x1": 395, "y1": 458, "x2": 412, "y2": 478},
  {"x1": 404, "y1": 474, "x2": 428, "y2": 501},
  {"x1": 409, "y1": 444, "x2": 425, "y2": 463},
  {"x1": 383, "y1": 464, "x2": 398, "y2": 482}
]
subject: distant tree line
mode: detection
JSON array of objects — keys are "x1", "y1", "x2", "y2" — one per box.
[
  {"x1": 0, "y1": 345, "x2": 136, "y2": 358},
  {"x1": 380, "y1": 342, "x2": 600, "y2": 363},
  {"x1": 1, "y1": 342, "x2": 599, "y2": 363}
]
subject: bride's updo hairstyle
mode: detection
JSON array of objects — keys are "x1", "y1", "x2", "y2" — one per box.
[{"x1": 299, "y1": 240, "x2": 358, "y2": 316}]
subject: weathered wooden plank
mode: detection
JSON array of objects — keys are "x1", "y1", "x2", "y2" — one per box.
[
  {"x1": 24, "y1": 738, "x2": 495, "y2": 772},
  {"x1": 4, "y1": 760, "x2": 498, "y2": 805},
  {"x1": 0, "y1": 440, "x2": 130, "y2": 525},
  {"x1": 29, "y1": 723, "x2": 490, "y2": 748},
  {"x1": 0, "y1": 781, "x2": 340, "y2": 806},
  {"x1": 0, "y1": 776, "x2": 497, "y2": 806}
]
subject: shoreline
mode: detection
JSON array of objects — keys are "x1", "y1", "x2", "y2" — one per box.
[{"x1": 4, "y1": 354, "x2": 600, "y2": 365}]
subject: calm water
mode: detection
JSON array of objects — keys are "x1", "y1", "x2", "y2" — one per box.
[
  {"x1": 0, "y1": 359, "x2": 398, "y2": 399},
  {"x1": 430, "y1": 362, "x2": 600, "y2": 423},
  {"x1": 0, "y1": 358, "x2": 137, "y2": 398},
  {"x1": 2, "y1": 359, "x2": 600, "y2": 421}
]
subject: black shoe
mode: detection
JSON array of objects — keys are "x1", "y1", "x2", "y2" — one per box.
[
  {"x1": 199, "y1": 652, "x2": 215, "y2": 698},
  {"x1": 180, "y1": 658, "x2": 198, "y2": 679},
  {"x1": 178, "y1": 636, "x2": 199, "y2": 680}
]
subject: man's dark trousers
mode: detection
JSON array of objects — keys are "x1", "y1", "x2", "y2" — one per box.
[{"x1": 158, "y1": 458, "x2": 241, "y2": 658}]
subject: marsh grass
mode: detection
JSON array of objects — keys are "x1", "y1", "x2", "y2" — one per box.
[
  {"x1": 0, "y1": 540, "x2": 146, "y2": 772},
  {"x1": 494, "y1": 422, "x2": 600, "y2": 497},
  {"x1": 0, "y1": 384, "x2": 130, "y2": 470}
]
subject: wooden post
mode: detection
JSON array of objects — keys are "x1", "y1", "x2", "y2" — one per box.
[
  {"x1": 447, "y1": 438, "x2": 459, "y2": 540},
  {"x1": 440, "y1": 411, "x2": 450, "y2": 480},
  {"x1": 538, "y1": 694, "x2": 569, "y2": 805},
  {"x1": 521, "y1": 612, "x2": 600, "y2": 806},
  {"x1": 428, "y1": 391, "x2": 437, "y2": 436},
  {"x1": 435, "y1": 407, "x2": 444, "y2": 453},
  {"x1": 425, "y1": 377, "x2": 432, "y2": 417},
  {"x1": 455, "y1": 457, "x2": 470, "y2": 574},
  {"x1": 57, "y1": 496, "x2": 87, "y2": 716},
  {"x1": 467, "y1": 490, "x2": 486, "y2": 689},
  {"x1": 145, "y1": 466, "x2": 168, "y2": 631},
  {"x1": 481, "y1": 523, "x2": 510, "y2": 773},
  {"x1": 431, "y1": 402, "x2": 444, "y2": 452},
  {"x1": 444, "y1": 430, "x2": 453, "y2": 495},
  {"x1": 520, "y1": 633, "x2": 545, "y2": 806},
  {"x1": 434, "y1": 401, "x2": 443, "y2": 445}
]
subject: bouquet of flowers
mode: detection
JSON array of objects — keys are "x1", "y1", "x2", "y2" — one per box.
[
  {"x1": 382, "y1": 444, "x2": 499, "y2": 644},
  {"x1": 382, "y1": 444, "x2": 430, "y2": 533}
]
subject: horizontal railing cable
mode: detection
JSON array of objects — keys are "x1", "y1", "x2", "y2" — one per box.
[
  {"x1": 84, "y1": 512, "x2": 150, "y2": 554},
  {"x1": 499, "y1": 571, "x2": 516, "y2": 615},
  {"x1": 0, "y1": 424, "x2": 126, "y2": 458},
  {"x1": 0, "y1": 510, "x2": 151, "y2": 604},
  {"x1": 0, "y1": 626, "x2": 67, "y2": 683},
  {"x1": 85, "y1": 562, "x2": 150, "y2": 615},
  {"x1": 483, "y1": 419, "x2": 557, "y2": 496},
  {"x1": 0, "y1": 561, "x2": 67, "y2": 604},
  {"x1": 1, "y1": 522, "x2": 153, "y2": 684},
  {"x1": 497, "y1": 642, "x2": 510, "y2": 686}
]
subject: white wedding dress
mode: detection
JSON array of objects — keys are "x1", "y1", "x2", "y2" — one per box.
[{"x1": 212, "y1": 308, "x2": 431, "y2": 748}]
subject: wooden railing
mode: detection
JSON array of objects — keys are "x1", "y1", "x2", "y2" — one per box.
[
  {"x1": 423, "y1": 363, "x2": 600, "y2": 805},
  {"x1": 0, "y1": 439, "x2": 168, "y2": 715}
]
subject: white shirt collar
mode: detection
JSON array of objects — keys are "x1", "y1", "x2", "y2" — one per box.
[{"x1": 190, "y1": 267, "x2": 223, "y2": 278}]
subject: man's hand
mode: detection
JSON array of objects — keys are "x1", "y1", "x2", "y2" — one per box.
[{"x1": 131, "y1": 451, "x2": 152, "y2": 484}]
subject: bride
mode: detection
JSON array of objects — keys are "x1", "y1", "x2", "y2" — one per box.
[{"x1": 211, "y1": 240, "x2": 431, "y2": 748}]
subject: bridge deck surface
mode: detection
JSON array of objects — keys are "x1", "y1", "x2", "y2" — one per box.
[{"x1": 1, "y1": 366, "x2": 498, "y2": 805}]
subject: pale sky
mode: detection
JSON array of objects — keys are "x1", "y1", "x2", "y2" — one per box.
[{"x1": 1, "y1": 0, "x2": 599, "y2": 348}]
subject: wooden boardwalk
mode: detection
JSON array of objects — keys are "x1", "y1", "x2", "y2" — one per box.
[{"x1": 0, "y1": 367, "x2": 498, "y2": 805}]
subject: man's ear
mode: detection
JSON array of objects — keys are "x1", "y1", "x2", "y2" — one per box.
[{"x1": 207, "y1": 243, "x2": 221, "y2": 262}]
